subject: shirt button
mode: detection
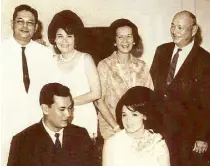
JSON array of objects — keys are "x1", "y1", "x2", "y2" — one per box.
[{"x1": 164, "y1": 94, "x2": 167, "y2": 98}]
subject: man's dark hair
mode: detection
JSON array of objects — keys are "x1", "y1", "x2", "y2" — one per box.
[
  {"x1": 13, "y1": 4, "x2": 38, "y2": 23},
  {"x1": 39, "y1": 83, "x2": 73, "y2": 107}
]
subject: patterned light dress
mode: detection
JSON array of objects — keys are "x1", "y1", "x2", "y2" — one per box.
[
  {"x1": 104, "y1": 129, "x2": 168, "y2": 166},
  {"x1": 97, "y1": 51, "x2": 154, "y2": 139}
]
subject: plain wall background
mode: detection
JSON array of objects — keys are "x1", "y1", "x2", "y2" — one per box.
[{"x1": 1, "y1": 0, "x2": 210, "y2": 67}]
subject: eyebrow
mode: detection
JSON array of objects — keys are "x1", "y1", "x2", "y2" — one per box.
[
  {"x1": 59, "y1": 106, "x2": 66, "y2": 109},
  {"x1": 15, "y1": 17, "x2": 35, "y2": 22}
]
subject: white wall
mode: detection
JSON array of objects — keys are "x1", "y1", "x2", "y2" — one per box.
[{"x1": 1, "y1": 0, "x2": 210, "y2": 67}]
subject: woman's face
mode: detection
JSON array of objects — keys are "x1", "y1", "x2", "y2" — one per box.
[
  {"x1": 55, "y1": 28, "x2": 75, "y2": 54},
  {"x1": 115, "y1": 26, "x2": 134, "y2": 54},
  {"x1": 122, "y1": 106, "x2": 146, "y2": 134}
]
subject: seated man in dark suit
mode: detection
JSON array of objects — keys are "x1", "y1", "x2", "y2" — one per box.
[{"x1": 7, "y1": 83, "x2": 93, "y2": 166}]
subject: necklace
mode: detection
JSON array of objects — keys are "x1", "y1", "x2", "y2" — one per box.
[
  {"x1": 59, "y1": 50, "x2": 77, "y2": 63},
  {"x1": 130, "y1": 130, "x2": 151, "y2": 151}
]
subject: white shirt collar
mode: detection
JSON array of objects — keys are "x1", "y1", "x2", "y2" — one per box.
[
  {"x1": 42, "y1": 119, "x2": 64, "y2": 145},
  {"x1": 174, "y1": 40, "x2": 194, "y2": 55},
  {"x1": 11, "y1": 35, "x2": 34, "y2": 48},
  {"x1": 172, "y1": 40, "x2": 194, "y2": 76}
]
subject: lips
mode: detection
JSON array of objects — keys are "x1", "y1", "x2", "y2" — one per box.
[
  {"x1": 20, "y1": 29, "x2": 29, "y2": 33},
  {"x1": 61, "y1": 45, "x2": 69, "y2": 48},
  {"x1": 125, "y1": 124, "x2": 133, "y2": 128}
]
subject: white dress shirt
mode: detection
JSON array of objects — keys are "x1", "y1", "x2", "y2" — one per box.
[
  {"x1": 172, "y1": 41, "x2": 194, "y2": 77},
  {"x1": 42, "y1": 120, "x2": 64, "y2": 145},
  {"x1": 0, "y1": 36, "x2": 57, "y2": 166}
]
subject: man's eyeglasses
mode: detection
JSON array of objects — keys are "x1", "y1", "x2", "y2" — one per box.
[{"x1": 14, "y1": 20, "x2": 35, "y2": 27}]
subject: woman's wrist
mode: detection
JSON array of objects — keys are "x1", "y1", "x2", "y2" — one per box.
[{"x1": 113, "y1": 125, "x2": 120, "y2": 132}]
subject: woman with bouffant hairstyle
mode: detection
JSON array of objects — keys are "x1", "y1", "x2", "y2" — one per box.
[
  {"x1": 103, "y1": 86, "x2": 169, "y2": 166},
  {"x1": 48, "y1": 10, "x2": 101, "y2": 138}
]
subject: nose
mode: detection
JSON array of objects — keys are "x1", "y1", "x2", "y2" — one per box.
[
  {"x1": 22, "y1": 22, "x2": 28, "y2": 28},
  {"x1": 64, "y1": 109, "x2": 71, "y2": 118},
  {"x1": 125, "y1": 116, "x2": 132, "y2": 124},
  {"x1": 62, "y1": 36, "x2": 69, "y2": 43},
  {"x1": 122, "y1": 36, "x2": 129, "y2": 43},
  {"x1": 171, "y1": 26, "x2": 179, "y2": 35}
]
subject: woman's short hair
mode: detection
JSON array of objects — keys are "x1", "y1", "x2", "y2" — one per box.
[
  {"x1": 116, "y1": 86, "x2": 163, "y2": 133},
  {"x1": 110, "y1": 18, "x2": 141, "y2": 50},
  {"x1": 48, "y1": 10, "x2": 84, "y2": 54}
]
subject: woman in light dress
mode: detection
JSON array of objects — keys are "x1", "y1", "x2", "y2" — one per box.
[
  {"x1": 103, "y1": 86, "x2": 170, "y2": 166},
  {"x1": 96, "y1": 19, "x2": 154, "y2": 139},
  {"x1": 48, "y1": 10, "x2": 101, "y2": 138}
]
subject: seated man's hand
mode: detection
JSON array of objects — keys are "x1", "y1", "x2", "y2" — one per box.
[{"x1": 193, "y1": 141, "x2": 208, "y2": 153}]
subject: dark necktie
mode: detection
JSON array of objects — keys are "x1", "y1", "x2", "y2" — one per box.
[
  {"x1": 55, "y1": 133, "x2": 61, "y2": 149},
  {"x1": 52, "y1": 133, "x2": 62, "y2": 166},
  {"x1": 166, "y1": 48, "x2": 182, "y2": 86},
  {"x1": 21, "y1": 47, "x2": 30, "y2": 93}
]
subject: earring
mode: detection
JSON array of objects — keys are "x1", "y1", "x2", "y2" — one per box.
[
  {"x1": 114, "y1": 43, "x2": 117, "y2": 46},
  {"x1": 133, "y1": 43, "x2": 135, "y2": 45}
]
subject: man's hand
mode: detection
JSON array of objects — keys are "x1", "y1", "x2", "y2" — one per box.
[{"x1": 193, "y1": 141, "x2": 208, "y2": 153}]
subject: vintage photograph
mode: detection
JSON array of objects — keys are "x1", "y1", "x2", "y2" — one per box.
[{"x1": 1, "y1": 0, "x2": 210, "y2": 166}]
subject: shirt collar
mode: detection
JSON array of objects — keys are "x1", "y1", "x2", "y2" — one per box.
[
  {"x1": 174, "y1": 40, "x2": 194, "y2": 53},
  {"x1": 11, "y1": 35, "x2": 33, "y2": 48},
  {"x1": 42, "y1": 119, "x2": 64, "y2": 143}
]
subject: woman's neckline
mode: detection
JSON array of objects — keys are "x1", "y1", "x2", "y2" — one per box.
[
  {"x1": 115, "y1": 51, "x2": 132, "y2": 64},
  {"x1": 125, "y1": 128, "x2": 147, "y2": 140},
  {"x1": 59, "y1": 50, "x2": 77, "y2": 63}
]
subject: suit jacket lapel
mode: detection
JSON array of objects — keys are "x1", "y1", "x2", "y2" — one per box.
[
  {"x1": 161, "y1": 43, "x2": 175, "y2": 84},
  {"x1": 35, "y1": 122, "x2": 55, "y2": 166},
  {"x1": 171, "y1": 43, "x2": 198, "y2": 82},
  {"x1": 62, "y1": 127, "x2": 72, "y2": 151}
]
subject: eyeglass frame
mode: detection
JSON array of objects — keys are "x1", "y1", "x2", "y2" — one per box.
[{"x1": 13, "y1": 19, "x2": 36, "y2": 27}]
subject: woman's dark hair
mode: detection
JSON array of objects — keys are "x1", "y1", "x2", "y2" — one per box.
[
  {"x1": 109, "y1": 18, "x2": 142, "y2": 50},
  {"x1": 48, "y1": 10, "x2": 84, "y2": 54},
  {"x1": 32, "y1": 20, "x2": 43, "y2": 40},
  {"x1": 116, "y1": 86, "x2": 163, "y2": 133}
]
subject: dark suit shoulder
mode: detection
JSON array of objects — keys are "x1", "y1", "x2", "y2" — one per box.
[
  {"x1": 13, "y1": 123, "x2": 40, "y2": 139},
  {"x1": 156, "y1": 42, "x2": 175, "y2": 51},
  {"x1": 157, "y1": 42, "x2": 174, "y2": 49},
  {"x1": 63, "y1": 124, "x2": 92, "y2": 151},
  {"x1": 197, "y1": 45, "x2": 210, "y2": 58},
  {"x1": 194, "y1": 45, "x2": 210, "y2": 69},
  {"x1": 64, "y1": 124, "x2": 89, "y2": 137}
]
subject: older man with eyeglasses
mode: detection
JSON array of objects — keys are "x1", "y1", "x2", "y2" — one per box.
[{"x1": 0, "y1": 4, "x2": 57, "y2": 166}]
